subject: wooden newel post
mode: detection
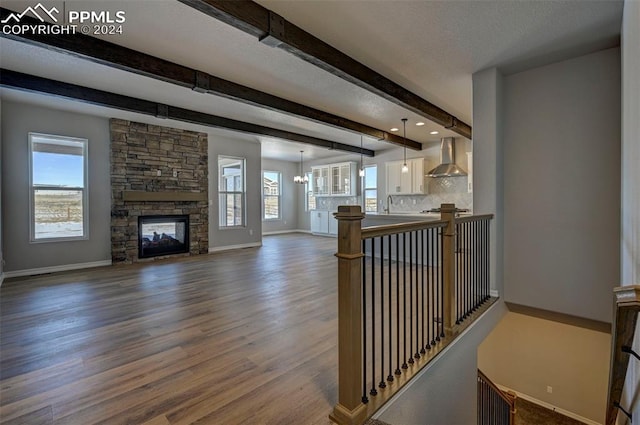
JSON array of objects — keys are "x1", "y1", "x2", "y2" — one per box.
[
  {"x1": 330, "y1": 205, "x2": 367, "y2": 425},
  {"x1": 440, "y1": 203, "x2": 457, "y2": 333}
]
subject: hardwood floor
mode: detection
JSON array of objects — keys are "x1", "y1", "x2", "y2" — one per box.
[{"x1": 0, "y1": 234, "x2": 340, "y2": 425}]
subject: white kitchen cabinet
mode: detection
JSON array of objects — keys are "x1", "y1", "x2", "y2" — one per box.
[
  {"x1": 331, "y1": 163, "x2": 352, "y2": 195},
  {"x1": 328, "y1": 214, "x2": 338, "y2": 235},
  {"x1": 312, "y1": 166, "x2": 329, "y2": 196},
  {"x1": 312, "y1": 162, "x2": 356, "y2": 196},
  {"x1": 386, "y1": 161, "x2": 410, "y2": 194},
  {"x1": 410, "y1": 158, "x2": 426, "y2": 194},
  {"x1": 386, "y1": 159, "x2": 426, "y2": 195},
  {"x1": 310, "y1": 210, "x2": 329, "y2": 234}
]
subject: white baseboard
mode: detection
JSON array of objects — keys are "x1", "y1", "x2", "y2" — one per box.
[
  {"x1": 497, "y1": 385, "x2": 601, "y2": 425},
  {"x1": 490, "y1": 289, "x2": 500, "y2": 297},
  {"x1": 208, "y1": 242, "x2": 262, "y2": 253},
  {"x1": 3, "y1": 260, "x2": 113, "y2": 279},
  {"x1": 262, "y1": 229, "x2": 310, "y2": 236}
]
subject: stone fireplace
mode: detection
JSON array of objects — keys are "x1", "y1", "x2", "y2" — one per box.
[{"x1": 110, "y1": 119, "x2": 208, "y2": 263}]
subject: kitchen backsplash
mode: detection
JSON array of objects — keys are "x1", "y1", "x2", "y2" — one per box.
[
  {"x1": 314, "y1": 196, "x2": 360, "y2": 211},
  {"x1": 313, "y1": 176, "x2": 472, "y2": 212}
]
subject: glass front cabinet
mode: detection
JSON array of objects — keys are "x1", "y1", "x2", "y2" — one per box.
[{"x1": 312, "y1": 162, "x2": 356, "y2": 196}]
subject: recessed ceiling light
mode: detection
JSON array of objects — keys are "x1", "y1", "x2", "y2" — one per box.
[
  {"x1": 416, "y1": 122, "x2": 425, "y2": 126},
  {"x1": 390, "y1": 127, "x2": 399, "y2": 132},
  {"x1": 430, "y1": 131, "x2": 439, "y2": 135}
]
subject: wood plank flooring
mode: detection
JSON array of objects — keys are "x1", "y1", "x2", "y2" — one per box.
[{"x1": 0, "y1": 234, "x2": 339, "y2": 425}]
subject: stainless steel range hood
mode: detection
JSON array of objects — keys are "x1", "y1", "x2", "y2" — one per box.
[{"x1": 426, "y1": 137, "x2": 468, "y2": 177}]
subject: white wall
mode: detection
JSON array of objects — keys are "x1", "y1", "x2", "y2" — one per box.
[
  {"x1": 620, "y1": 0, "x2": 640, "y2": 422},
  {"x1": 1, "y1": 101, "x2": 112, "y2": 272},
  {"x1": 261, "y1": 158, "x2": 299, "y2": 233},
  {"x1": 472, "y1": 67, "x2": 505, "y2": 295},
  {"x1": 0, "y1": 99, "x2": 3, "y2": 284},
  {"x1": 208, "y1": 134, "x2": 262, "y2": 250},
  {"x1": 502, "y1": 47, "x2": 621, "y2": 323},
  {"x1": 478, "y1": 312, "x2": 611, "y2": 424}
]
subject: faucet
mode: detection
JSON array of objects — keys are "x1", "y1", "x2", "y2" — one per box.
[{"x1": 384, "y1": 195, "x2": 393, "y2": 214}]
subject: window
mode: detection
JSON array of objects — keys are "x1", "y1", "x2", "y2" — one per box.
[
  {"x1": 262, "y1": 171, "x2": 281, "y2": 220},
  {"x1": 219, "y1": 156, "x2": 245, "y2": 227},
  {"x1": 305, "y1": 172, "x2": 316, "y2": 211},
  {"x1": 363, "y1": 165, "x2": 377, "y2": 212},
  {"x1": 29, "y1": 133, "x2": 88, "y2": 242}
]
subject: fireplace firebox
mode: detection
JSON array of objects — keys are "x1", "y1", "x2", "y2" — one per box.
[{"x1": 138, "y1": 215, "x2": 189, "y2": 258}]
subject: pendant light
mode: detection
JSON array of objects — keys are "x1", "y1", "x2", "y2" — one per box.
[
  {"x1": 401, "y1": 118, "x2": 409, "y2": 173},
  {"x1": 359, "y1": 135, "x2": 365, "y2": 177},
  {"x1": 294, "y1": 150, "x2": 308, "y2": 184}
]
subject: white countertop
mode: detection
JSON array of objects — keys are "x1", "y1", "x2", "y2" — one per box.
[{"x1": 365, "y1": 212, "x2": 442, "y2": 220}]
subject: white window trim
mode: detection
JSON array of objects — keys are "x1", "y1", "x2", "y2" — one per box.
[
  {"x1": 218, "y1": 155, "x2": 246, "y2": 229},
  {"x1": 305, "y1": 171, "x2": 315, "y2": 211},
  {"x1": 262, "y1": 170, "x2": 281, "y2": 221},
  {"x1": 29, "y1": 132, "x2": 89, "y2": 243},
  {"x1": 363, "y1": 164, "x2": 378, "y2": 213}
]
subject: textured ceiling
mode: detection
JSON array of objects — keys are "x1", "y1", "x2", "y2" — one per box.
[{"x1": 0, "y1": 0, "x2": 624, "y2": 161}]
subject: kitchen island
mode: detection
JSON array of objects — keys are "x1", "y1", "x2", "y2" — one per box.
[{"x1": 311, "y1": 210, "x2": 445, "y2": 236}]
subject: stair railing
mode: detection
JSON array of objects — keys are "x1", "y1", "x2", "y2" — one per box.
[
  {"x1": 477, "y1": 369, "x2": 517, "y2": 425},
  {"x1": 606, "y1": 285, "x2": 640, "y2": 425},
  {"x1": 330, "y1": 203, "x2": 494, "y2": 425}
]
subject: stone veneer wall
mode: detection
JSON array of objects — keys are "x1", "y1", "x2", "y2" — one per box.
[{"x1": 110, "y1": 119, "x2": 208, "y2": 263}]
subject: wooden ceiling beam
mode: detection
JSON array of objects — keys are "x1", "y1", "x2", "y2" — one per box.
[
  {"x1": 0, "y1": 7, "x2": 419, "y2": 151},
  {"x1": 177, "y1": 0, "x2": 473, "y2": 139},
  {"x1": 0, "y1": 69, "x2": 374, "y2": 157}
]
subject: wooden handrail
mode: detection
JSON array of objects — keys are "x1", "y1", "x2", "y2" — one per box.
[
  {"x1": 359, "y1": 214, "x2": 494, "y2": 240},
  {"x1": 478, "y1": 369, "x2": 517, "y2": 425},
  {"x1": 606, "y1": 285, "x2": 640, "y2": 425},
  {"x1": 455, "y1": 213, "x2": 495, "y2": 224},
  {"x1": 361, "y1": 220, "x2": 447, "y2": 239},
  {"x1": 478, "y1": 369, "x2": 517, "y2": 407}
]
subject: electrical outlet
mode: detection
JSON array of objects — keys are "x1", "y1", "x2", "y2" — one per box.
[
  {"x1": 249, "y1": 229, "x2": 253, "y2": 236},
  {"x1": 547, "y1": 386, "x2": 553, "y2": 394},
  {"x1": 173, "y1": 170, "x2": 178, "y2": 178},
  {"x1": 412, "y1": 199, "x2": 416, "y2": 205},
  {"x1": 156, "y1": 169, "x2": 161, "y2": 177}
]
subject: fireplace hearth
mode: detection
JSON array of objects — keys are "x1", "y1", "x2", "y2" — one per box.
[{"x1": 138, "y1": 215, "x2": 189, "y2": 258}]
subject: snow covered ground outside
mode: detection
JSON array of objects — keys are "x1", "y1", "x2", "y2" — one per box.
[{"x1": 35, "y1": 221, "x2": 83, "y2": 239}]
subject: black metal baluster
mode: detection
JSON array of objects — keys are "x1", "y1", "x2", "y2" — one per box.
[
  {"x1": 408, "y1": 231, "x2": 414, "y2": 365},
  {"x1": 486, "y1": 220, "x2": 490, "y2": 302},
  {"x1": 471, "y1": 221, "x2": 476, "y2": 311},
  {"x1": 387, "y1": 234, "x2": 394, "y2": 382},
  {"x1": 426, "y1": 228, "x2": 432, "y2": 350},
  {"x1": 455, "y1": 223, "x2": 461, "y2": 324},
  {"x1": 402, "y1": 232, "x2": 408, "y2": 369},
  {"x1": 471, "y1": 222, "x2": 475, "y2": 311},
  {"x1": 474, "y1": 221, "x2": 479, "y2": 310},
  {"x1": 465, "y1": 222, "x2": 470, "y2": 318},
  {"x1": 439, "y1": 227, "x2": 445, "y2": 338},
  {"x1": 420, "y1": 229, "x2": 426, "y2": 355},
  {"x1": 395, "y1": 233, "x2": 401, "y2": 376},
  {"x1": 430, "y1": 228, "x2": 436, "y2": 346},
  {"x1": 362, "y1": 239, "x2": 368, "y2": 404},
  {"x1": 370, "y1": 238, "x2": 377, "y2": 396},
  {"x1": 378, "y1": 236, "x2": 386, "y2": 389},
  {"x1": 414, "y1": 230, "x2": 420, "y2": 359}
]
